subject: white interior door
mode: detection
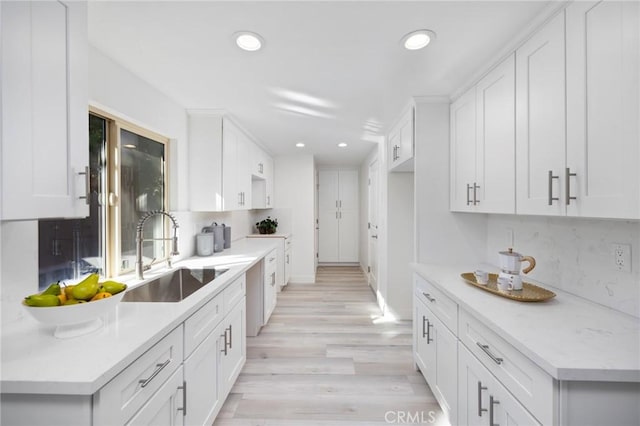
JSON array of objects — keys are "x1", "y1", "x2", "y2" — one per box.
[{"x1": 368, "y1": 159, "x2": 379, "y2": 291}]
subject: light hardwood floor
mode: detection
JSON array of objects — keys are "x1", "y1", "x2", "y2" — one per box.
[{"x1": 213, "y1": 265, "x2": 446, "y2": 426}]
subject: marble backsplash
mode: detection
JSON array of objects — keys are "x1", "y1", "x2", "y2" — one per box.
[{"x1": 486, "y1": 215, "x2": 640, "y2": 318}]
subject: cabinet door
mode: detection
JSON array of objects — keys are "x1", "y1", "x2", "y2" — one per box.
[
  {"x1": 318, "y1": 209, "x2": 340, "y2": 262},
  {"x1": 458, "y1": 344, "x2": 493, "y2": 426},
  {"x1": 236, "y1": 134, "x2": 251, "y2": 210},
  {"x1": 263, "y1": 268, "x2": 277, "y2": 324},
  {"x1": 183, "y1": 324, "x2": 223, "y2": 426},
  {"x1": 414, "y1": 298, "x2": 434, "y2": 383},
  {"x1": 398, "y1": 107, "x2": 415, "y2": 165},
  {"x1": 126, "y1": 367, "x2": 185, "y2": 426},
  {"x1": 1, "y1": 1, "x2": 88, "y2": 220},
  {"x1": 516, "y1": 12, "x2": 566, "y2": 215},
  {"x1": 318, "y1": 170, "x2": 339, "y2": 210},
  {"x1": 388, "y1": 126, "x2": 401, "y2": 167},
  {"x1": 476, "y1": 53, "x2": 516, "y2": 214},
  {"x1": 264, "y1": 155, "x2": 274, "y2": 208},
  {"x1": 431, "y1": 311, "x2": 458, "y2": 425},
  {"x1": 188, "y1": 114, "x2": 224, "y2": 211},
  {"x1": 284, "y1": 248, "x2": 292, "y2": 286},
  {"x1": 338, "y1": 209, "x2": 359, "y2": 262},
  {"x1": 222, "y1": 120, "x2": 239, "y2": 211},
  {"x1": 450, "y1": 88, "x2": 478, "y2": 211},
  {"x1": 220, "y1": 297, "x2": 246, "y2": 397},
  {"x1": 566, "y1": 0, "x2": 640, "y2": 219},
  {"x1": 338, "y1": 170, "x2": 359, "y2": 211}
]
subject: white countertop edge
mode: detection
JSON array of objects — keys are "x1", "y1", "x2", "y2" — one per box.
[
  {"x1": 0, "y1": 238, "x2": 279, "y2": 395},
  {"x1": 410, "y1": 262, "x2": 640, "y2": 383}
]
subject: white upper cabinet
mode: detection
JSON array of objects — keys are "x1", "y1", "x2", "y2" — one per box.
[
  {"x1": 450, "y1": 88, "x2": 478, "y2": 211},
  {"x1": 451, "y1": 54, "x2": 515, "y2": 214},
  {"x1": 566, "y1": 0, "x2": 640, "y2": 219},
  {"x1": 189, "y1": 114, "x2": 224, "y2": 211},
  {"x1": 190, "y1": 114, "x2": 267, "y2": 212},
  {"x1": 1, "y1": 1, "x2": 88, "y2": 220},
  {"x1": 517, "y1": 3, "x2": 639, "y2": 219},
  {"x1": 388, "y1": 104, "x2": 415, "y2": 172},
  {"x1": 516, "y1": 12, "x2": 568, "y2": 216},
  {"x1": 250, "y1": 143, "x2": 275, "y2": 209},
  {"x1": 476, "y1": 54, "x2": 515, "y2": 214}
]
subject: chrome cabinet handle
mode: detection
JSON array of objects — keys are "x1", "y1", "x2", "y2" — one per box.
[
  {"x1": 227, "y1": 325, "x2": 233, "y2": 349},
  {"x1": 177, "y1": 381, "x2": 187, "y2": 416},
  {"x1": 477, "y1": 342, "x2": 503, "y2": 365},
  {"x1": 426, "y1": 319, "x2": 433, "y2": 343},
  {"x1": 286, "y1": 254, "x2": 290, "y2": 263},
  {"x1": 422, "y1": 315, "x2": 427, "y2": 338},
  {"x1": 267, "y1": 195, "x2": 270, "y2": 205},
  {"x1": 478, "y1": 381, "x2": 488, "y2": 416},
  {"x1": 339, "y1": 200, "x2": 342, "y2": 208},
  {"x1": 473, "y1": 182, "x2": 480, "y2": 205},
  {"x1": 565, "y1": 167, "x2": 577, "y2": 205},
  {"x1": 78, "y1": 166, "x2": 90, "y2": 205},
  {"x1": 371, "y1": 235, "x2": 378, "y2": 239},
  {"x1": 139, "y1": 359, "x2": 170, "y2": 388},
  {"x1": 466, "y1": 183, "x2": 472, "y2": 206},
  {"x1": 422, "y1": 292, "x2": 435, "y2": 303},
  {"x1": 221, "y1": 329, "x2": 228, "y2": 355},
  {"x1": 548, "y1": 170, "x2": 559, "y2": 205},
  {"x1": 270, "y1": 272, "x2": 276, "y2": 286},
  {"x1": 490, "y1": 395, "x2": 500, "y2": 426}
]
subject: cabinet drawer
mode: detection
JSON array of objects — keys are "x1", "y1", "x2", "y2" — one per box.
[
  {"x1": 414, "y1": 274, "x2": 458, "y2": 334},
  {"x1": 459, "y1": 309, "x2": 555, "y2": 425},
  {"x1": 93, "y1": 326, "x2": 183, "y2": 426},
  {"x1": 265, "y1": 249, "x2": 277, "y2": 270},
  {"x1": 184, "y1": 293, "x2": 223, "y2": 357},
  {"x1": 223, "y1": 274, "x2": 246, "y2": 314}
]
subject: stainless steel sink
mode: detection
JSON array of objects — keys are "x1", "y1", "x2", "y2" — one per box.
[{"x1": 122, "y1": 266, "x2": 229, "y2": 302}]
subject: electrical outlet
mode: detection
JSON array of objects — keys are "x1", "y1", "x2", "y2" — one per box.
[{"x1": 612, "y1": 243, "x2": 631, "y2": 273}]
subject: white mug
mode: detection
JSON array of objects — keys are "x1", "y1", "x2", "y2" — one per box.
[
  {"x1": 474, "y1": 270, "x2": 489, "y2": 285},
  {"x1": 497, "y1": 273, "x2": 523, "y2": 291}
]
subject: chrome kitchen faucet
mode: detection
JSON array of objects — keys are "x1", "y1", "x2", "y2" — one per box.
[{"x1": 135, "y1": 210, "x2": 179, "y2": 280}]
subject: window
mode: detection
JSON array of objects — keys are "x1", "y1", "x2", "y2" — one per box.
[{"x1": 38, "y1": 109, "x2": 169, "y2": 288}]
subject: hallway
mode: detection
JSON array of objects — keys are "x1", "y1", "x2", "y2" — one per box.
[{"x1": 214, "y1": 266, "x2": 445, "y2": 425}]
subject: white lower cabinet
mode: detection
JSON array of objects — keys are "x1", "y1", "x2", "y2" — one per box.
[
  {"x1": 263, "y1": 249, "x2": 278, "y2": 324},
  {"x1": 220, "y1": 297, "x2": 246, "y2": 393},
  {"x1": 414, "y1": 285, "x2": 458, "y2": 424},
  {"x1": 459, "y1": 345, "x2": 539, "y2": 426},
  {"x1": 126, "y1": 366, "x2": 186, "y2": 426}
]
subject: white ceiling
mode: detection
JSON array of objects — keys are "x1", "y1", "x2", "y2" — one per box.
[{"x1": 88, "y1": 1, "x2": 550, "y2": 167}]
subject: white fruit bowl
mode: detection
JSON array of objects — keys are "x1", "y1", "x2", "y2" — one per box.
[{"x1": 22, "y1": 290, "x2": 126, "y2": 338}]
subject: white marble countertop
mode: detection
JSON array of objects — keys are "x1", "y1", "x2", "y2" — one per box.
[
  {"x1": 411, "y1": 262, "x2": 640, "y2": 383},
  {"x1": 0, "y1": 238, "x2": 279, "y2": 395}
]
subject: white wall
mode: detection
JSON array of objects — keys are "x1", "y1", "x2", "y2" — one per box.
[
  {"x1": 414, "y1": 99, "x2": 487, "y2": 265},
  {"x1": 487, "y1": 216, "x2": 640, "y2": 317},
  {"x1": 274, "y1": 155, "x2": 316, "y2": 283}
]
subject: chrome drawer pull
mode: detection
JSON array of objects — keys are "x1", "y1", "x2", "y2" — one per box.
[
  {"x1": 548, "y1": 170, "x2": 559, "y2": 205},
  {"x1": 478, "y1": 381, "x2": 488, "y2": 416},
  {"x1": 466, "y1": 183, "x2": 472, "y2": 205},
  {"x1": 490, "y1": 395, "x2": 500, "y2": 426},
  {"x1": 426, "y1": 319, "x2": 433, "y2": 344},
  {"x1": 422, "y1": 315, "x2": 427, "y2": 338},
  {"x1": 177, "y1": 381, "x2": 187, "y2": 416},
  {"x1": 139, "y1": 359, "x2": 170, "y2": 388},
  {"x1": 221, "y1": 329, "x2": 228, "y2": 355},
  {"x1": 78, "y1": 166, "x2": 90, "y2": 205},
  {"x1": 565, "y1": 167, "x2": 577, "y2": 205},
  {"x1": 422, "y1": 292, "x2": 435, "y2": 303},
  {"x1": 477, "y1": 342, "x2": 503, "y2": 365},
  {"x1": 227, "y1": 325, "x2": 233, "y2": 349}
]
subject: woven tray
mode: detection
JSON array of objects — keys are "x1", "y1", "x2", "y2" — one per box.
[{"x1": 460, "y1": 272, "x2": 556, "y2": 302}]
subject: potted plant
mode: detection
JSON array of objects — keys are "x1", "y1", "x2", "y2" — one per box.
[{"x1": 256, "y1": 216, "x2": 278, "y2": 234}]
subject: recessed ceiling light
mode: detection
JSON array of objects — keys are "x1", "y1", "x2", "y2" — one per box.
[
  {"x1": 296, "y1": 142, "x2": 305, "y2": 148},
  {"x1": 338, "y1": 143, "x2": 348, "y2": 148},
  {"x1": 234, "y1": 31, "x2": 264, "y2": 51},
  {"x1": 123, "y1": 144, "x2": 137, "y2": 149},
  {"x1": 402, "y1": 29, "x2": 437, "y2": 50}
]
